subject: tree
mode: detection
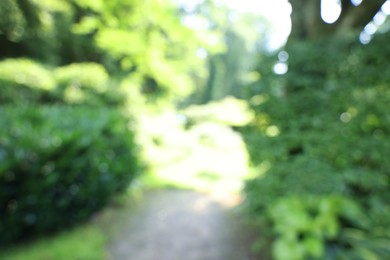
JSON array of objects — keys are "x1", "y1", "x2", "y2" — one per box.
[
  {"x1": 288, "y1": 0, "x2": 386, "y2": 41},
  {"x1": 243, "y1": 1, "x2": 390, "y2": 259},
  {"x1": 0, "y1": 0, "x2": 212, "y2": 103},
  {"x1": 285, "y1": 0, "x2": 386, "y2": 93}
]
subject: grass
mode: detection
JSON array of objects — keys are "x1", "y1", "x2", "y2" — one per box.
[{"x1": 0, "y1": 224, "x2": 107, "y2": 260}]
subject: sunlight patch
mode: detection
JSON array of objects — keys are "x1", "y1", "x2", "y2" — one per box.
[{"x1": 266, "y1": 125, "x2": 280, "y2": 137}]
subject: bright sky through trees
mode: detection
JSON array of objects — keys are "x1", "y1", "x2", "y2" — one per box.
[
  {"x1": 176, "y1": 0, "x2": 353, "y2": 49},
  {"x1": 224, "y1": 0, "x2": 292, "y2": 49},
  {"x1": 321, "y1": 0, "x2": 342, "y2": 23},
  {"x1": 177, "y1": 0, "x2": 390, "y2": 48},
  {"x1": 176, "y1": 0, "x2": 292, "y2": 50},
  {"x1": 225, "y1": 0, "x2": 390, "y2": 46}
]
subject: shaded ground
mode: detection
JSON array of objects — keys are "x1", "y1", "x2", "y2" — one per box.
[{"x1": 98, "y1": 189, "x2": 262, "y2": 260}]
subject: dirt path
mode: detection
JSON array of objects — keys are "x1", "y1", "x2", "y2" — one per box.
[{"x1": 98, "y1": 189, "x2": 261, "y2": 260}]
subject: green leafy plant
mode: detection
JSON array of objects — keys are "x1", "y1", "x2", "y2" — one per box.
[
  {"x1": 53, "y1": 62, "x2": 124, "y2": 106},
  {"x1": 269, "y1": 196, "x2": 367, "y2": 260},
  {"x1": 0, "y1": 105, "x2": 138, "y2": 245},
  {"x1": 242, "y1": 33, "x2": 390, "y2": 259},
  {"x1": 0, "y1": 59, "x2": 55, "y2": 104}
]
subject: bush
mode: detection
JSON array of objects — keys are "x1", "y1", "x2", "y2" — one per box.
[
  {"x1": 0, "y1": 105, "x2": 138, "y2": 245},
  {"x1": 0, "y1": 59, "x2": 55, "y2": 104},
  {"x1": 242, "y1": 33, "x2": 390, "y2": 259},
  {"x1": 53, "y1": 63, "x2": 124, "y2": 106},
  {"x1": 0, "y1": 60, "x2": 124, "y2": 106}
]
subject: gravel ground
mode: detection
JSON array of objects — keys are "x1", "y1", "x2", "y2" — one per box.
[{"x1": 98, "y1": 189, "x2": 262, "y2": 260}]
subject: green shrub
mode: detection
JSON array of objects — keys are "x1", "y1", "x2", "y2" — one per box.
[
  {"x1": 0, "y1": 60, "x2": 125, "y2": 106},
  {"x1": 268, "y1": 195, "x2": 369, "y2": 260},
  {"x1": 0, "y1": 105, "x2": 138, "y2": 245},
  {"x1": 242, "y1": 33, "x2": 390, "y2": 259},
  {"x1": 0, "y1": 59, "x2": 55, "y2": 104},
  {"x1": 53, "y1": 63, "x2": 124, "y2": 106}
]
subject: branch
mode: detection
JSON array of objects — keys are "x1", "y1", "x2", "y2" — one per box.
[{"x1": 335, "y1": 0, "x2": 386, "y2": 34}]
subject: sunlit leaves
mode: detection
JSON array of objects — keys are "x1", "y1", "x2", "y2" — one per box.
[
  {"x1": 71, "y1": 17, "x2": 99, "y2": 34},
  {"x1": 95, "y1": 29, "x2": 144, "y2": 58},
  {"x1": 83, "y1": 0, "x2": 206, "y2": 100},
  {"x1": 268, "y1": 195, "x2": 368, "y2": 260},
  {"x1": 0, "y1": 59, "x2": 55, "y2": 91},
  {"x1": 0, "y1": 0, "x2": 214, "y2": 102},
  {"x1": 71, "y1": 0, "x2": 103, "y2": 12},
  {"x1": 54, "y1": 62, "x2": 111, "y2": 104}
]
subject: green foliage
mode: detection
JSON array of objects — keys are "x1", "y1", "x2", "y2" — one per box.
[
  {"x1": 79, "y1": 0, "x2": 208, "y2": 101},
  {"x1": 243, "y1": 33, "x2": 390, "y2": 259},
  {"x1": 93, "y1": 0, "x2": 218, "y2": 101},
  {"x1": 0, "y1": 58, "x2": 55, "y2": 104},
  {"x1": 54, "y1": 62, "x2": 108, "y2": 89},
  {"x1": 0, "y1": 0, "x2": 74, "y2": 63},
  {"x1": 269, "y1": 195, "x2": 367, "y2": 260},
  {"x1": 53, "y1": 62, "x2": 123, "y2": 106},
  {"x1": 0, "y1": 0, "x2": 223, "y2": 253},
  {"x1": 0, "y1": 0, "x2": 26, "y2": 42},
  {"x1": 0, "y1": 105, "x2": 138, "y2": 245},
  {"x1": 0, "y1": 0, "x2": 216, "y2": 103},
  {"x1": 0, "y1": 59, "x2": 125, "y2": 106}
]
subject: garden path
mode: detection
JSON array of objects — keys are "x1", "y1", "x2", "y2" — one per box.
[{"x1": 98, "y1": 189, "x2": 261, "y2": 260}]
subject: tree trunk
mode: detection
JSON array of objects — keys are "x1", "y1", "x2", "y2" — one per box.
[{"x1": 288, "y1": 0, "x2": 386, "y2": 42}]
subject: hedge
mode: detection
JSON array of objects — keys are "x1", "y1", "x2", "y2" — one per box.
[
  {"x1": 0, "y1": 59, "x2": 55, "y2": 104},
  {"x1": 0, "y1": 105, "x2": 138, "y2": 245},
  {"x1": 0, "y1": 59, "x2": 124, "y2": 106}
]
